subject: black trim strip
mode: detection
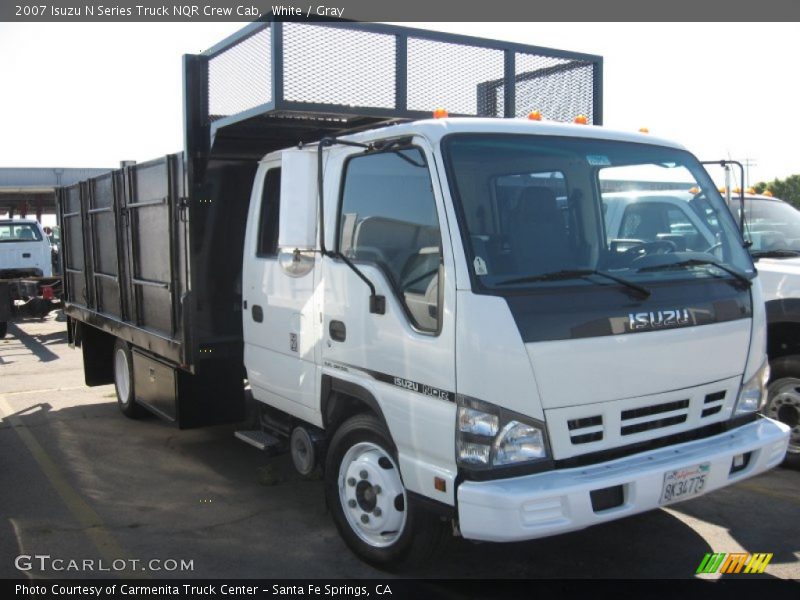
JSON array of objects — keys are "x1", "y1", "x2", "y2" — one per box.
[
  {"x1": 504, "y1": 279, "x2": 752, "y2": 343},
  {"x1": 322, "y1": 360, "x2": 455, "y2": 403}
]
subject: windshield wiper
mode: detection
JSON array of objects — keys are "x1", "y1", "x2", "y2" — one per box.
[
  {"x1": 751, "y1": 249, "x2": 800, "y2": 259},
  {"x1": 498, "y1": 269, "x2": 651, "y2": 298},
  {"x1": 637, "y1": 258, "x2": 752, "y2": 288}
]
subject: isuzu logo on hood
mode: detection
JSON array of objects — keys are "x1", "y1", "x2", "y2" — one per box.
[{"x1": 628, "y1": 308, "x2": 691, "y2": 331}]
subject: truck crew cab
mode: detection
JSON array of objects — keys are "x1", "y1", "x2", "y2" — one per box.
[{"x1": 58, "y1": 21, "x2": 790, "y2": 566}]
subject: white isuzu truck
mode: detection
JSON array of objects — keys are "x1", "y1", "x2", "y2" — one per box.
[{"x1": 58, "y1": 21, "x2": 790, "y2": 566}]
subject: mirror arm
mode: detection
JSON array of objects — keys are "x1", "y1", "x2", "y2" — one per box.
[
  {"x1": 316, "y1": 137, "x2": 385, "y2": 315},
  {"x1": 701, "y1": 159, "x2": 750, "y2": 244}
]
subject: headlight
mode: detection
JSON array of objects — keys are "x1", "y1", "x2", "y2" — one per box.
[
  {"x1": 458, "y1": 406, "x2": 499, "y2": 437},
  {"x1": 494, "y1": 421, "x2": 547, "y2": 465},
  {"x1": 456, "y1": 396, "x2": 549, "y2": 470},
  {"x1": 735, "y1": 360, "x2": 770, "y2": 415}
]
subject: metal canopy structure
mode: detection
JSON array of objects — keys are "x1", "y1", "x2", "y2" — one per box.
[{"x1": 0, "y1": 167, "x2": 111, "y2": 220}]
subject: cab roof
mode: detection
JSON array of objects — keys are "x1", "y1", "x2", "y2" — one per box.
[{"x1": 342, "y1": 117, "x2": 687, "y2": 151}]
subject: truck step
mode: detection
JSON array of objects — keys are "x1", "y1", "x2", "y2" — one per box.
[{"x1": 235, "y1": 430, "x2": 283, "y2": 451}]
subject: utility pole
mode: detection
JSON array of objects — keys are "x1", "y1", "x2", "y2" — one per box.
[{"x1": 741, "y1": 158, "x2": 758, "y2": 189}]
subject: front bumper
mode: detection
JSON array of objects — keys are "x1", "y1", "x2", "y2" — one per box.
[{"x1": 457, "y1": 417, "x2": 789, "y2": 542}]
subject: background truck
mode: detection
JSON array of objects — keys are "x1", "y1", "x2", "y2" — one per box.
[
  {"x1": 0, "y1": 218, "x2": 62, "y2": 338},
  {"x1": 729, "y1": 192, "x2": 800, "y2": 456},
  {"x1": 58, "y1": 20, "x2": 789, "y2": 566}
]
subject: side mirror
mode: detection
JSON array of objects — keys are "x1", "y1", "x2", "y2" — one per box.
[{"x1": 278, "y1": 148, "x2": 318, "y2": 252}]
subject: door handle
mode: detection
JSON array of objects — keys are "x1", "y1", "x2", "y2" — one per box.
[
  {"x1": 329, "y1": 320, "x2": 346, "y2": 342},
  {"x1": 252, "y1": 305, "x2": 263, "y2": 323}
]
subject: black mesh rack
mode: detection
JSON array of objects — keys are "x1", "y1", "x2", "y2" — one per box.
[{"x1": 184, "y1": 20, "x2": 603, "y2": 168}]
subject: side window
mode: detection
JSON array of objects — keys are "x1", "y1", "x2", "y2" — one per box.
[
  {"x1": 338, "y1": 148, "x2": 442, "y2": 333},
  {"x1": 257, "y1": 168, "x2": 281, "y2": 257}
]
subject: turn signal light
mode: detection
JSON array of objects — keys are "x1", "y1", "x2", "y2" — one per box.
[
  {"x1": 527, "y1": 110, "x2": 542, "y2": 121},
  {"x1": 639, "y1": 127, "x2": 650, "y2": 133},
  {"x1": 433, "y1": 108, "x2": 449, "y2": 119},
  {"x1": 574, "y1": 115, "x2": 588, "y2": 125}
]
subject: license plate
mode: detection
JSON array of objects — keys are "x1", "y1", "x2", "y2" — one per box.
[{"x1": 660, "y1": 462, "x2": 710, "y2": 504}]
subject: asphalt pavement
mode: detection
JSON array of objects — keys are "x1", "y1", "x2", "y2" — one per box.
[{"x1": 1, "y1": 315, "x2": 798, "y2": 580}]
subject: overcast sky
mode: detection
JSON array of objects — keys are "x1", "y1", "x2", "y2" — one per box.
[{"x1": 0, "y1": 21, "x2": 797, "y2": 186}]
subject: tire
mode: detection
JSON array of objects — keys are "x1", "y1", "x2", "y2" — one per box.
[
  {"x1": 113, "y1": 339, "x2": 144, "y2": 419},
  {"x1": 0, "y1": 321, "x2": 6, "y2": 339},
  {"x1": 765, "y1": 355, "x2": 800, "y2": 455},
  {"x1": 324, "y1": 413, "x2": 450, "y2": 568}
]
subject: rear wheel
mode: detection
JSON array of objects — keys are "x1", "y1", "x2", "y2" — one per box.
[
  {"x1": 324, "y1": 413, "x2": 450, "y2": 568},
  {"x1": 113, "y1": 339, "x2": 143, "y2": 418},
  {"x1": 765, "y1": 355, "x2": 800, "y2": 455}
]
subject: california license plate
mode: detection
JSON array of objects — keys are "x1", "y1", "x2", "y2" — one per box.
[{"x1": 660, "y1": 462, "x2": 710, "y2": 504}]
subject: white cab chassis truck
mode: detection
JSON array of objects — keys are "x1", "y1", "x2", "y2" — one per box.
[
  {"x1": 58, "y1": 21, "x2": 790, "y2": 566},
  {"x1": 0, "y1": 218, "x2": 61, "y2": 338},
  {"x1": 728, "y1": 192, "x2": 800, "y2": 455}
]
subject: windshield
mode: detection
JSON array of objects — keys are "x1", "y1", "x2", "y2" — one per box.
[
  {"x1": 442, "y1": 134, "x2": 754, "y2": 291},
  {"x1": 0, "y1": 222, "x2": 43, "y2": 243},
  {"x1": 729, "y1": 197, "x2": 800, "y2": 254}
]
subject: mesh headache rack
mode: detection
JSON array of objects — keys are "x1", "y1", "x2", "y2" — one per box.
[{"x1": 183, "y1": 20, "x2": 603, "y2": 165}]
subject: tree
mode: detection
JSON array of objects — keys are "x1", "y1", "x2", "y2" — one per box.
[
  {"x1": 754, "y1": 175, "x2": 800, "y2": 209},
  {"x1": 769, "y1": 175, "x2": 800, "y2": 209}
]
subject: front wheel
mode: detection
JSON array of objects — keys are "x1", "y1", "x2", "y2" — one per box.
[{"x1": 324, "y1": 413, "x2": 450, "y2": 568}]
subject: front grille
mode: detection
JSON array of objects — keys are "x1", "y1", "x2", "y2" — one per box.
[
  {"x1": 555, "y1": 413, "x2": 759, "y2": 469},
  {"x1": 545, "y1": 377, "x2": 740, "y2": 460},
  {"x1": 567, "y1": 415, "x2": 603, "y2": 444},
  {"x1": 621, "y1": 414, "x2": 687, "y2": 435},
  {"x1": 701, "y1": 391, "x2": 727, "y2": 418},
  {"x1": 620, "y1": 399, "x2": 690, "y2": 436}
]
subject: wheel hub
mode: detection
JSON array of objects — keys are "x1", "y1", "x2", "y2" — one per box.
[
  {"x1": 767, "y1": 378, "x2": 800, "y2": 453},
  {"x1": 355, "y1": 480, "x2": 378, "y2": 512},
  {"x1": 339, "y1": 442, "x2": 407, "y2": 548}
]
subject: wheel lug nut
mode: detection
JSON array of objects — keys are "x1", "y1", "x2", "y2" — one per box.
[
  {"x1": 360, "y1": 470, "x2": 368, "y2": 480},
  {"x1": 374, "y1": 485, "x2": 381, "y2": 495},
  {"x1": 348, "y1": 499, "x2": 356, "y2": 508},
  {"x1": 347, "y1": 477, "x2": 356, "y2": 487},
  {"x1": 361, "y1": 514, "x2": 369, "y2": 523},
  {"x1": 374, "y1": 507, "x2": 382, "y2": 517}
]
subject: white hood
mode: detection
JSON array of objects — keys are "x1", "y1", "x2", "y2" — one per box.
[
  {"x1": 526, "y1": 320, "x2": 751, "y2": 409},
  {"x1": 756, "y1": 257, "x2": 800, "y2": 302}
]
